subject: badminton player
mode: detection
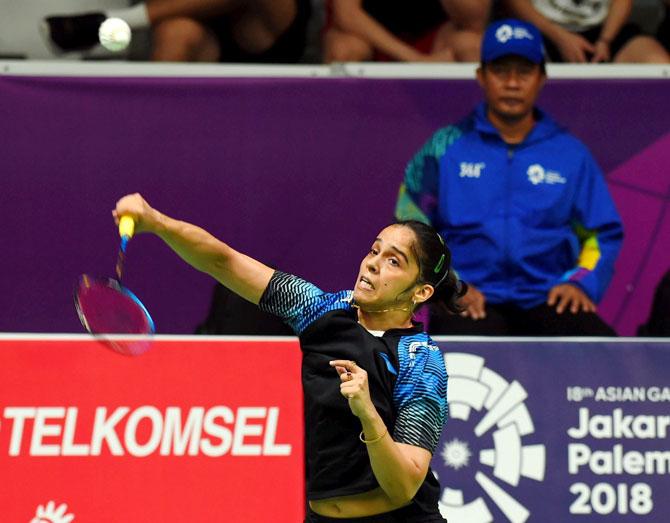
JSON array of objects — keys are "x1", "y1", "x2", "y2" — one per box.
[{"x1": 114, "y1": 193, "x2": 463, "y2": 522}]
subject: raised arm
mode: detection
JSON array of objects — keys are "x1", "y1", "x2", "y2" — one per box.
[
  {"x1": 328, "y1": 361, "x2": 430, "y2": 507},
  {"x1": 113, "y1": 193, "x2": 274, "y2": 305},
  {"x1": 330, "y1": 346, "x2": 446, "y2": 506}
]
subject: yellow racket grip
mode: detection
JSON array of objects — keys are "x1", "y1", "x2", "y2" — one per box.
[{"x1": 118, "y1": 215, "x2": 136, "y2": 239}]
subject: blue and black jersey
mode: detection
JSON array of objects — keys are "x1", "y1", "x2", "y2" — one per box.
[{"x1": 259, "y1": 271, "x2": 448, "y2": 510}]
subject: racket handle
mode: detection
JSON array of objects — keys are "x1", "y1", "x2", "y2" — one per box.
[{"x1": 119, "y1": 215, "x2": 135, "y2": 239}]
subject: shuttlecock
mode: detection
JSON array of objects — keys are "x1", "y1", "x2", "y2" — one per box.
[{"x1": 98, "y1": 17, "x2": 131, "y2": 52}]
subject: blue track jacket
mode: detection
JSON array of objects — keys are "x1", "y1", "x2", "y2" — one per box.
[{"x1": 395, "y1": 103, "x2": 623, "y2": 308}]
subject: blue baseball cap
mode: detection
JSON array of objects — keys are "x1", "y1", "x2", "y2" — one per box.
[{"x1": 481, "y1": 19, "x2": 545, "y2": 64}]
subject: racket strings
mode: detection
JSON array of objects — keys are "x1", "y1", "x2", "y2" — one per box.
[{"x1": 74, "y1": 275, "x2": 154, "y2": 356}]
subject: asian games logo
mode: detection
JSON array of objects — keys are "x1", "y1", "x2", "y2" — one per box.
[
  {"x1": 436, "y1": 353, "x2": 546, "y2": 523},
  {"x1": 30, "y1": 501, "x2": 74, "y2": 523},
  {"x1": 527, "y1": 164, "x2": 566, "y2": 186},
  {"x1": 495, "y1": 24, "x2": 534, "y2": 44}
]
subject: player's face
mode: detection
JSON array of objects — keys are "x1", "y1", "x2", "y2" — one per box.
[
  {"x1": 353, "y1": 225, "x2": 422, "y2": 309},
  {"x1": 477, "y1": 56, "x2": 545, "y2": 122}
]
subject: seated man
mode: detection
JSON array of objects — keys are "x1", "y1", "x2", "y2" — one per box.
[
  {"x1": 395, "y1": 18, "x2": 623, "y2": 336},
  {"x1": 195, "y1": 283, "x2": 294, "y2": 335}
]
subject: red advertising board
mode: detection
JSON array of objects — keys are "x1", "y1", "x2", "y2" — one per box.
[{"x1": 0, "y1": 336, "x2": 304, "y2": 522}]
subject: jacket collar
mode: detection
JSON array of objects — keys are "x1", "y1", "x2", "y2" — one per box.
[{"x1": 473, "y1": 101, "x2": 561, "y2": 145}]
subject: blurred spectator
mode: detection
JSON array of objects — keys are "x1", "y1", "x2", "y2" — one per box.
[
  {"x1": 43, "y1": 0, "x2": 311, "y2": 62},
  {"x1": 323, "y1": 0, "x2": 492, "y2": 62},
  {"x1": 658, "y1": 0, "x2": 670, "y2": 53},
  {"x1": 504, "y1": 0, "x2": 670, "y2": 62},
  {"x1": 195, "y1": 283, "x2": 293, "y2": 335},
  {"x1": 395, "y1": 19, "x2": 623, "y2": 336},
  {"x1": 637, "y1": 269, "x2": 670, "y2": 336}
]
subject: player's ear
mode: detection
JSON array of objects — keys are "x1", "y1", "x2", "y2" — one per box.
[{"x1": 413, "y1": 283, "x2": 434, "y2": 306}]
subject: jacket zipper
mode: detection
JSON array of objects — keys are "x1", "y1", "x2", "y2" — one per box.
[{"x1": 504, "y1": 145, "x2": 514, "y2": 301}]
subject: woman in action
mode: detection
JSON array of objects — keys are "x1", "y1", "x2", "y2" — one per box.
[{"x1": 114, "y1": 193, "x2": 463, "y2": 522}]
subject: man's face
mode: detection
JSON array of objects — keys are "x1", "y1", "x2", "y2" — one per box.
[{"x1": 476, "y1": 55, "x2": 545, "y2": 122}]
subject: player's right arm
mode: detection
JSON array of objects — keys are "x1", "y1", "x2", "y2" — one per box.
[{"x1": 113, "y1": 193, "x2": 274, "y2": 305}]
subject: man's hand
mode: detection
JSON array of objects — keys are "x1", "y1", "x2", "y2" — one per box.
[
  {"x1": 547, "y1": 284, "x2": 596, "y2": 314},
  {"x1": 554, "y1": 30, "x2": 595, "y2": 62},
  {"x1": 459, "y1": 285, "x2": 486, "y2": 320}
]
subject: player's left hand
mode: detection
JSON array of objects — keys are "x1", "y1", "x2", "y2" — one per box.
[
  {"x1": 547, "y1": 283, "x2": 596, "y2": 314},
  {"x1": 330, "y1": 360, "x2": 374, "y2": 419}
]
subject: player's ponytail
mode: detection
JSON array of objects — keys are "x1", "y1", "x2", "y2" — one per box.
[{"x1": 398, "y1": 220, "x2": 466, "y2": 314}]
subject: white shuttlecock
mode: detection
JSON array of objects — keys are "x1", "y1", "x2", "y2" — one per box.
[{"x1": 98, "y1": 17, "x2": 132, "y2": 52}]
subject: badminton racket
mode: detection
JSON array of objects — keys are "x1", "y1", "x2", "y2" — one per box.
[{"x1": 74, "y1": 216, "x2": 155, "y2": 356}]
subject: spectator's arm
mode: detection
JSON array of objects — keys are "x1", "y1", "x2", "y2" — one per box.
[
  {"x1": 504, "y1": 0, "x2": 595, "y2": 61},
  {"x1": 591, "y1": 0, "x2": 633, "y2": 61},
  {"x1": 504, "y1": 0, "x2": 571, "y2": 43},
  {"x1": 598, "y1": 0, "x2": 633, "y2": 44},
  {"x1": 562, "y1": 154, "x2": 624, "y2": 303},
  {"x1": 331, "y1": 0, "x2": 426, "y2": 61}
]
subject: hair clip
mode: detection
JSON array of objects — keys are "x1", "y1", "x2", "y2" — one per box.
[{"x1": 434, "y1": 253, "x2": 445, "y2": 274}]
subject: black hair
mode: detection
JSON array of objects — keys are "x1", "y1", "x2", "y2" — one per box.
[{"x1": 396, "y1": 220, "x2": 467, "y2": 314}]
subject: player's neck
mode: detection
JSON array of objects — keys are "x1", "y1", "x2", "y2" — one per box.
[
  {"x1": 488, "y1": 109, "x2": 535, "y2": 145},
  {"x1": 356, "y1": 307, "x2": 414, "y2": 332}
]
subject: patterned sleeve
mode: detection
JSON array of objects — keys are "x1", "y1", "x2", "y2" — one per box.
[
  {"x1": 392, "y1": 334, "x2": 448, "y2": 453},
  {"x1": 561, "y1": 148, "x2": 623, "y2": 303},
  {"x1": 394, "y1": 125, "x2": 463, "y2": 226},
  {"x1": 258, "y1": 270, "x2": 352, "y2": 335}
]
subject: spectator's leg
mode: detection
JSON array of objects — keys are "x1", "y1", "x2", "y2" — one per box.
[
  {"x1": 323, "y1": 27, "x2": 375, "y2": 62},
  {"x1": 441, "y1": 0, "x2": 490, "y2": 32},
  {"x1": 148, "y1": 0, "x2": 299, "y2": 56},
  {"x1": 657, "y1": 2, "x2": 670, "y2": 53},
  {"x1": 521, "y1": 304, "x2": 617, "y2": 336},
  {"x1": 436, "y1": 0, "x2": 491, "y2": 61},
  {"x1": 431, "y1": 22, "x2": 481, "y2": 61},
  {"x1": 428, "y1": 304, "x2": 511, "y2": 335},
  {"x1": 146, "y1": 0, "x2": 244, "y2": 22},
  {"x1": 216, "y1": 0, "x2": 300, "y2": 56},
  {"x1": 152, "y1": 17, "x2": 220, "y2": 61},
  {"x1": 613, "y1": 35, "x2": 670, "y2": 63}
]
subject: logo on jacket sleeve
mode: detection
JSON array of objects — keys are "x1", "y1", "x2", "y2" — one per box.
[
  {"x1": 527, "y1": 164, "x2": 566, "y2": 185},
  {"x1": 459, "y1": 162, "x2": 486, "y2": 178}
]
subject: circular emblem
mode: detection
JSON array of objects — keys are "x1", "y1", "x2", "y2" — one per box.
[
  {"x1": 435, "y1": 352, "x2": 546, "y2": 522},
  {"x1": 527, "y1": 164, "x2": 546, "y2": 185},
  {"x1": 495, "y1": 25, "x2": 513, "y2": 43}
]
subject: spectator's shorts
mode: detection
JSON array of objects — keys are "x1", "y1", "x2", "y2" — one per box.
[
  {"x1": 207, "y1": 0, "x2": 311, "y2": 63},
  {"x1": 543, "y1": 22, "x2": 643, "y2": 62}
]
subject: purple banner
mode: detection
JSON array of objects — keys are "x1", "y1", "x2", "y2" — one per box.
[
  {"x1": 434, "y1": 339, "x2": 670, "y2": 522},
  {"x1": 1, "y1": 74, "x2": 668, "y2": 335}
]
